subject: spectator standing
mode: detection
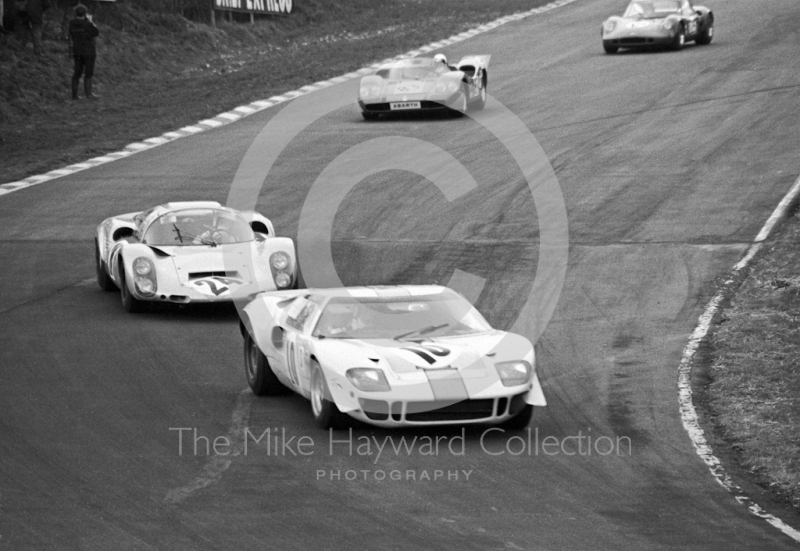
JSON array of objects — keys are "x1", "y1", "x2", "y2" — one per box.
[
  {"x1": 68, "y1": 4, "x2": 99, "y2": 100},
  {"x1": 16, "y1": 0, "x2": 49, "y2": 54}
]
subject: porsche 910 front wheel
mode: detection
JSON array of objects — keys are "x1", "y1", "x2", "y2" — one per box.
[
  {"x1": 310, "y1": 360, "x2": 348, "y2": 429},
  {"x1": 95, "y1": 239, "x2": 116, "y2": 292},
  {"x1": 119, "y1": 267, "x2": 145, "y2": 313},
  {"x1": 244, "y1": 333, "x2": 288, "y2": 396}
]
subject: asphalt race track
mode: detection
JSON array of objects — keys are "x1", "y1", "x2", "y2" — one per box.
[{"x1": 2, "y1": 0, "x2": 800, "y2": 549}]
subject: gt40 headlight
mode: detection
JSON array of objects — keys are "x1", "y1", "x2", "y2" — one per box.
[
  {"x1": 347, "y1": 368, "x2": 391, "y2": 392},
  {"x1": 496, "y1": 361, "x2": 532, "y2": 387},
  {"x1": 604, "y1": 20, "x2": 616, "y2": 33}
]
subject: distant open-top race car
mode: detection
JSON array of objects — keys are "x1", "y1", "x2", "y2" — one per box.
[
  {"x1": 239, "y1": 285, "x2": 546, "y2": 429},
  {"x1": 601, "y1": 0, "x2": 713, "y2": 53},
  {"x1": 95, "y1": 201, "x2": 297, "y2": 312},
  {"x1": 357, "y1": 54, "x2": 490, "y2": 120}
]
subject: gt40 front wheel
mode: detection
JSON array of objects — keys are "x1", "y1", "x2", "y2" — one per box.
[
  {"x1": 500, "y1": 404, "x2": 534, "y2": 430},
  {"x1": 310, "y1": 360, "x2": 348, "y2": 429}
]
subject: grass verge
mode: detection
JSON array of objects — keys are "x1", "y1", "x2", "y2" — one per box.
[
  {"x1": 704, "y1": 205, "x2": 800, "y2": 511},
  {"x1": 0, "y1": 0, "x2": 553, "y2": 184}
]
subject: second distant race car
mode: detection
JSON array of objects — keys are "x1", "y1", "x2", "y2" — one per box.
[
  {"x1": 357, "y1": 54, "x2": 490, "y2": 120},
  {"x1": 601, "y1": 0, "x2": 714, "y2": 53}
]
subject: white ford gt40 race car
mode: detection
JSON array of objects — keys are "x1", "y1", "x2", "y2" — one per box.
[
  {"x1": 95, "y1": 201, "x2": 297, "y2": 312},
  {"x1": 240, "y1": 285, "x2": 546, "y2": 429}
]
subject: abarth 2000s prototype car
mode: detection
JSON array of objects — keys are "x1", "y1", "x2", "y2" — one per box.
[
  {"x1": 601, "y1": 0, "x2": 713, "y2": 53},
  {"x1": 239, "y1": 285, "x2": 546, "y2": 429},
  {"x1": 95, "y1": 201, "x2": 297, "y2": 312},
  {"x1": 357, "y1": 55, "x2": 490, "y2": 120}
]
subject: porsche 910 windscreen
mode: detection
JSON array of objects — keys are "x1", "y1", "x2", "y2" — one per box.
[
  {"x1": 624, "y1": 0, "x2": 681, "y2": 18},
  {"x1": 144, "y1": 209, "x2": 254, "y2": 246},
  {"x1": 313, "y1": 291, "x2": 492, "y2": 339}
]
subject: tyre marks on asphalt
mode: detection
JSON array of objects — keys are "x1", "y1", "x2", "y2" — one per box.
[{"x1": 163, "y1": 389, "x2": 253, "y2": 505}]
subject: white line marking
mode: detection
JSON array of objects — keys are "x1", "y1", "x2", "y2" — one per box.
[
  {"x1": 678, "y1": 174, "x2": 800, "y2": 543},
  {"x1": 164, "y1": 389, "x2": 253, "y2": 505}
]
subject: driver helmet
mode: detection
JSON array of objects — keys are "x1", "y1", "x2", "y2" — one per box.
[{"x1": 433, "y1": 54, "x2": 449, "y2": 69}]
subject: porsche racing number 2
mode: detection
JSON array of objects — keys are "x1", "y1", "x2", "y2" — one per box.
[{"x1": 192, "y1": 277, "x2": 240, "y2": 297}]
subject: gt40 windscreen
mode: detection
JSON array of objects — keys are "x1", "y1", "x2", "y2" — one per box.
[{"x1": 313, "y1": 293, "x2": 492, "y2": 340}]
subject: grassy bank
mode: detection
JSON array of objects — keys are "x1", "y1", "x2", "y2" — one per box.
[
  {"x1": 0, "y1": 0, "x2": 552, "y2": 183},
  {"x1": 704, "y1": 206, "x2": 800, "y2": 511}
]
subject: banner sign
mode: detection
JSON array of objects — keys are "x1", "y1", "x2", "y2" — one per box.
[{"x1": 214, "y1": 0, "x2": 292, "y2": 15}]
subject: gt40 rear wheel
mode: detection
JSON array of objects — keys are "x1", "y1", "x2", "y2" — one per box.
[
  {"x1": 244, "y1": 333, "x2": 288, "y2": 396},
  {"x1": 310, "y1": 360, "x2": 348, "y2": 429},
  {"x1": 95, "y1": 239, "x2": 116, "y2": 291}
]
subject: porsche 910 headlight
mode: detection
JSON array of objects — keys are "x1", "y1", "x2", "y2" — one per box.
[
  {"x1": 275, "y1": 272, "x2": 291, "y2": 289},
  {"x1": 447, "y1": 81, "x2": 459, "y2": 93},
  {"x1": 269, "y1": 251, "x2": 293, "y2": 289},
  {"x1": 662, "y1": 19, "x2": 674, "y2": 30},
  {"x1": 137, "y1": 278, "x2": 156, "y2": 295},
  {"x1": 133, "y1": 257, "x2": 153, "y2": 276},
  {"x1": 271, "y1": 252, "x2": 289, "y2": 270},
  {"x1": 132, "y1": 257, "x2": 157, "y2": 296},
  {"x1": 604, "y1": 20, "x2": 616, "y2": 33},
  {"x1": 496, "y1": 361, "x2": 532, "y2": 387},
  {"x1": 347, "y1": 368, "x2": 391, "y2": 392}
]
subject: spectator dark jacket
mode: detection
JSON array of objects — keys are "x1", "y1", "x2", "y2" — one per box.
[
  {"x1": 68, "y1": 16, "x2": 98, "y2": 56},
  {"x1": 25, "y1": 0, "x2": 49, "y2": 25}
]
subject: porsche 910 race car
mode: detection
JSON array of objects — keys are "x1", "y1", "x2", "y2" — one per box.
[
  {"x1": 357, "y1": 55, "x2": 490, "y2": 120},
  {"x1": 95, "y1": 201, "x2": 297, "y2": 312},
  {"x1": 601, "y1": 0, "x2": 713, "y2": 53},
  {"x1": 239, "y1": 285, "x2": 546, "y2": 429}
]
